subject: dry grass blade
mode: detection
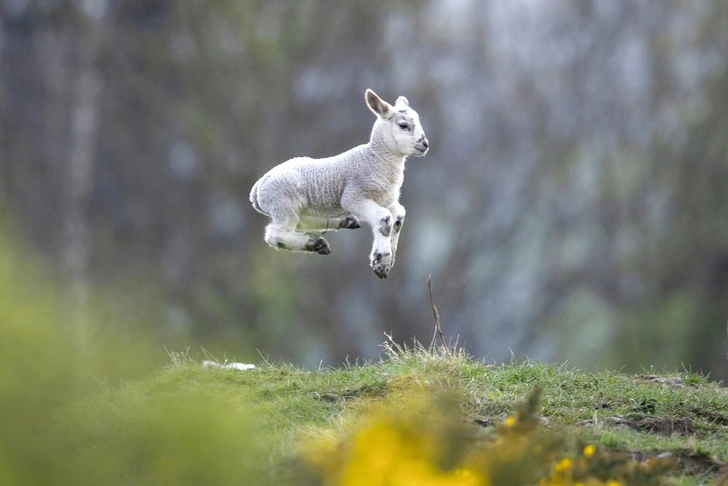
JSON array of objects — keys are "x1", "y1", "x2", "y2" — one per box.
[{"x1": 428, "y1": 275, "x2": 449, "y2": 356}]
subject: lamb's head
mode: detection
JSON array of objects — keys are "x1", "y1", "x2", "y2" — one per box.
[{"x1": 365, "y1": 89, "x2": 429, "y2": 157}]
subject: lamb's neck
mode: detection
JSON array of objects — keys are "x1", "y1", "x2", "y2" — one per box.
[{"x1": 365, "y1": 138, "x2": 406, "y2": 167}]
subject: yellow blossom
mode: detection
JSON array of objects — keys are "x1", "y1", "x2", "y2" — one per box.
[
  {"x1": 553, "y1": 458, "x2": 573, "y2": 473},
  {"x1": 339, "y1": 420, "x2": 488, "y2": 486},
  {"x1": 505, "y1": 416, "x2": 516, "y2": 427},
  {"x1": 583, "y1": 444, "x2": 596, "y2": 458}
]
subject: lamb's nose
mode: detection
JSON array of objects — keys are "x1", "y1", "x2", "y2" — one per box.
[{"x1": 421, "y1": 137, "x2": 429, "y2": 149}]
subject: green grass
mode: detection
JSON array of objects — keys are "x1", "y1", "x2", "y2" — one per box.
[{"x1": 34, "y1": 342, "x2": 725, "y2": 486}]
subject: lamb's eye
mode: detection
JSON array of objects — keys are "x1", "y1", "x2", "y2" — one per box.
[{"x1": 398, "y1": 122, "x2": 410, "y2": 130}]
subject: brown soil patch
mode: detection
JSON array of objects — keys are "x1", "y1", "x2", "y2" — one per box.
[{"x1": 609, "y1": 414, "x2": 696, "y2": 436}]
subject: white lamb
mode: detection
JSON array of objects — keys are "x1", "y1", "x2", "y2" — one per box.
[{"x1": 249, "y1": 89, "x2": 429, "y2": 278}]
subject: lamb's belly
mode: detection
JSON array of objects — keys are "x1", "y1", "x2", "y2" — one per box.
[
  {"x1": 301, "y1": 205, "x2": 347, "y2": 219},
  {"x1": 302, "y1": 173, "x2": 347, "y2": 217}
]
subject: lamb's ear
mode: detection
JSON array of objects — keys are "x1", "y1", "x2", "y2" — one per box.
[
  {"x1": 366, "y1": 89, "x2": 393, "y2": 118},
  {"x1": 395, "y1": 96, "x2": 409, "y2": 107}
]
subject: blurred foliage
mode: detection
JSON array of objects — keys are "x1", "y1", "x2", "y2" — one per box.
[
  {"x1": 0, "y1": 234, "x2": 77, "y2": 484},
  {"x1": 0, "y1": 228, "x2": 265, "y2": 484},
  {"x1": 60, "y1": 374, "x2": 265, "y2": 485}
]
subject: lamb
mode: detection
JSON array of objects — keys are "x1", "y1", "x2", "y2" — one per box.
[{"x1": 249, "y1": 89, "x2": 429, "y2": 278}]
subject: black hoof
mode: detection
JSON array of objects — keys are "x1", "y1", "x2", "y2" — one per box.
[
  {"x1": 308, "y1": 237, "x2": 331, "y2": 255},
  {"x1": 339, "y1": 216, "x2": 361, "y2": 230},
  {"x1": 370, "y1": 252, "x2": 391, "y2": 278}
]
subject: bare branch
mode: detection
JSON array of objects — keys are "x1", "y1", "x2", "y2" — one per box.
[{"x1": 428, "y1": 274, "x2": 448, "y2": 355}]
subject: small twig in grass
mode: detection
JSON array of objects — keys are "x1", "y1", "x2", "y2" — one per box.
[{"x1": 428, "y1": 275, "x2": 449, "y2": 355}]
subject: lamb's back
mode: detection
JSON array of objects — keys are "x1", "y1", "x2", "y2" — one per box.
[
  {"x1": 276, "y1": 145, "x2": 368, "y2": 214},
  {"x1": 260, "y1": 143, "x2": 401, "y2": 213}
]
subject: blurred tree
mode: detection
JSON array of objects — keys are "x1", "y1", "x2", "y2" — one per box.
[
  {"x1": 63, "y1": 2, "x2": 107, "y2": 345},
  {"x1": 1, "y1": 0, "x2": 726, "y2": 378}
]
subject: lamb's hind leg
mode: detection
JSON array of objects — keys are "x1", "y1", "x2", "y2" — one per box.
[
  {"x1": 296, "y1": 215, "x2": 361, "y2": 233},
  {"x1": 264, "y1": 214, "x2": 331, "y2": 255}
]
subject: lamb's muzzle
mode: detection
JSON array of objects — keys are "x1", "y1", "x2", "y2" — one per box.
[
  {"x1": 250, "y1": 89, "x2": 428, "y2": 279},
  {"x1": 415, "y1": 135, "x2": 429, "y2": 154}
]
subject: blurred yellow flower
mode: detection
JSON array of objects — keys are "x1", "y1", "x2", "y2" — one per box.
[
  {"x1": 583, "y1": 445, "x2": 596, "y2": 458},
  {"x1": 339, "y1": 420, "x2": 487, "y2": 486},
  {"x1": 553, "y1": 458, "x2": 573, "y2": 473},
  {"x1": 505, "y1": 416, "x2": 516, "y2": 427}
]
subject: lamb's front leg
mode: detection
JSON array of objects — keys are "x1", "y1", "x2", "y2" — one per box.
[
  {"x1": 341, "y1": 198, "x2": 394, "y2": 278},
  {"x1": 387, "y1": 202, "x2": 406, "y2": 268}
]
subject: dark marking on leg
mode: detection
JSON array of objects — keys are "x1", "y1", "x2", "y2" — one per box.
[
  {"x1": 379, "y1": 216, "x2": 392, "y2": 237},
  {"x1": 394, "y1": 215, "x2": 404, "y2": 233},
  {"x1": 276, "y1": 242, "x2": 289, "y2": 250}
]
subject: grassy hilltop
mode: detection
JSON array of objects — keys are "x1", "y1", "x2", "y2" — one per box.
[{"x1": 6, "y1": 340, "x2": 727, "y2": 485}]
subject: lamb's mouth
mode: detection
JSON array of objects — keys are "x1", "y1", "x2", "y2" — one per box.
[{"x1": 414, "y1": 145, "x2": 428, "y2": 155}]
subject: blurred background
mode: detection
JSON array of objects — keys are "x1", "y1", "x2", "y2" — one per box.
[{"x1": 1, "y1": 0, "x2": 727, "y2": 380}]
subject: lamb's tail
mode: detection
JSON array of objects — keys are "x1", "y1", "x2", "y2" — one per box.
[{"x1": 249, "y1": 177, "x2": 268, "y2": 216}]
